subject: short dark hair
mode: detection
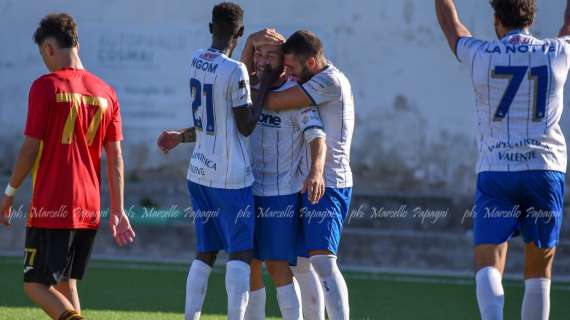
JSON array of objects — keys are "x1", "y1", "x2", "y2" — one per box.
[
  {"x1": 33, "y1": 13, "x2": 78, "y2": 48},
  {"x1": 211, "y1": 2, "x2": 244, "y2": 37},
  {"x1": 490, "y1": 0, "x2": 535, "y2": 29},
  {"x1": 282, "y1": 30, "x2": 324, "y2": 61}
]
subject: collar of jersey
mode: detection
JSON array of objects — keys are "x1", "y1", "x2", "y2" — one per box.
[
  {"x1": 207, "y1": 47, "x2": 224, "y2": 54},
  {"x1": 503, "y1": 29, "x2": 531, "y2": 39}
]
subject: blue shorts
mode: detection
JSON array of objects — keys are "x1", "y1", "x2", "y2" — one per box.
[
  {"x1": 299, "y1": 187, "x2": 352, "y2": 255},
  {"x1": 254, "y1": 193, "x2": 300, "y2": 265},
  {"x1": 474, "y1": 171, "x2": 565, "y2": 248},
  {"x1": 187, "y1": 180, "x2": 255, "y2": 253}
]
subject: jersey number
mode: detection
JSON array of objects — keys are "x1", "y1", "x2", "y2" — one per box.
[
  {"x1": 492, "y1": 65, "x2": 548, "y2": 122},
  {"x1": 190, "y1": 78, "x2": 215, "y2": 134},
  {"x1": 58, "y1": 93, "x2": 108, "y2": 145}
]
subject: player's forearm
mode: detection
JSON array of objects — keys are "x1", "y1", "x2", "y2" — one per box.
[
  {"x1": 105, "y1": 144, "x2": 125, "y2": 214},
  {"x1": 435, "y1": 0, "x2": 471, "y2": 53},
  {"x1": 308, "y1": 137, "x2": 326, "y2": 177},
  {"x1": 7, "y1": 138, "x2": 40, "y2": 191},
  {"x1": 178, "y1": 127, "x2": 196, "y2": 143},
  {"x1": 559, "y1": 0, "x2": 570, "y2": 37},
  {"x1": 237, "y1": 83, "x2": 270, "y2": 137}
]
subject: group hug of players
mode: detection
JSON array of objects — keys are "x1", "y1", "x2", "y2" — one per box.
[{"x1": 1, "y1": 1, "x2": 569, "y2": 320}]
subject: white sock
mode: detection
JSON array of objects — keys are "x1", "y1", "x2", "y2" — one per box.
[
  {"x1": 244, "y1": 287, "x2": 266, "y2": 320},
  {"x1": 292, "y1": 257, "x2": 325, "y2": 320},
  {"x1": 310, "y1": 255, "x2": 349, "y2": 320},
  {"x1": 276, "y1": 281, "x2": 303, "y2": 320},
  {"x1": 226, "y1": 260, "x2": 251, "y2": 320},
  {"x1": 522, "y1": 278, "x2": 551, "y2": 320},
  {"x1": 185, "y1": 260, "x2": 212, "y2": 320},
  {"x1": 476, "y1": 267, "x2": 504, "y2": 320}
]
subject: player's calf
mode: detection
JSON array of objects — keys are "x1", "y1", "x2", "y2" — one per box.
[
  {"x1": 474, "y1": 244, "x2": 508, "y2": 320},
  {"x1": 522, "y1": 243, "x2": 556, "y2": 320}
]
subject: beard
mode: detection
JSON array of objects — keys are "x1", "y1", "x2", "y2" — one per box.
[{"x1": 297, "y1": 65, "x2": 314, "y2": 84}]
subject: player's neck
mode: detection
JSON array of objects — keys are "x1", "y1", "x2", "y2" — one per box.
[
  {"x1": 498, "y1": 26, "x2": 530, "y2": 38},
  {"x1": 54, "y1": 50, "x2": 84, "y2": 71},
  {"x1": 210, "y1": 39, "x2": 234, "y2": 57}
]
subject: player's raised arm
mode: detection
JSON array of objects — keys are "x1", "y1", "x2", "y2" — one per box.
[
  {"x1": 435, "y1": 0, "x2": 472, "y2": 55},
  {"x1": 559, "y1": 0, "x2": 570, "y2": 36}
]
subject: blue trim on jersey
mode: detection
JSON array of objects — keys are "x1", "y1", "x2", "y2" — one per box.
[
  {"x1": 234, "y1": 103, "x2": 250, "y2": 109},
  {"x1": 473, "y1": 171, "x2": 565, "y2": 248},
  {"x1": 187, "y1": 180, "x2": 255, "y2": 253},
  {"x1": 254, "y1": 194, "x2": 300, "y2": 265},
  {"x1": 299, "y1": 187, "x2": 352, "y2": 255},
  {"x1": 299, "y1": 83, "x2": 318, "y2": 106},
  {"x1": 303, "y1": 125, "x2": 324, "y2": 132},
  {"x1": 455, "y1": 36, "x2": 472, "y2": 61}
]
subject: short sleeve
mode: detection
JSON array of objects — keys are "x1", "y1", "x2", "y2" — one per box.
[
  {"x1": 24, "y1": 78, "x2": 52, "y2": 139},
  {"x1": 229, "y1": 63, "x2": 252, "y2": 108},
  {"x1": 456, "y1": 37, "x2": 486, "y2": 65},
  {"x1": 301, "y1": 71, "x2": 341, "y2": 106},
  {"x1": 104, "y1": 93, "x2": 123, "y2": 142},
  {"x1": 295, "y1": 107, "x2": 324, "y2": 131}
]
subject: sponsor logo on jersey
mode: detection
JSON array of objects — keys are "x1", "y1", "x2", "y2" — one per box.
[{"x1": 258, "y1": 113, "x2": 282, "y2": 127}]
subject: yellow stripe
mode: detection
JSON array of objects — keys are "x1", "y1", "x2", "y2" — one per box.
[{"x1": 31, "y1": 141, "x2": 44, "y2": 190}]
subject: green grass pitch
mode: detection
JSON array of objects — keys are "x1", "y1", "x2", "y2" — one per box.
[{"x1": 1, "y1": 257, "x2": 569, "y2": 319}]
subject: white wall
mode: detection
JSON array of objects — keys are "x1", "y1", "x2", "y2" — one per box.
[{"x1": 0, "y1": 0, "x2": 568, "y2": 196}]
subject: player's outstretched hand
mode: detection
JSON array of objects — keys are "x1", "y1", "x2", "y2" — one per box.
[
  {"x1": 302, "y1": 171, "x2": 325, "y2": 205},
  {"x1": 110, "y1": 211, "x2": 135, "y2": 247},
  {"x1": 247, "y1": 28, "x2": 286, "y2": 49},
  {"x1": 0, "y1": 195, "x2": 13, "y2": 226},
  {"x1": 157, "y1": 131, "x2": 182, "y2": 154}
]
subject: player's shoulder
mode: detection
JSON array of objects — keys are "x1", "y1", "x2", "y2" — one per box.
[{"x1": 309, "y1": 63, "x2": 344, "y2": 88}]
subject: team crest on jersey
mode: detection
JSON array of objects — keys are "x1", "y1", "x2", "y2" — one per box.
[
  {"x1": 508, "y1": 35, "x2": 532, "y2": 45},
  {"x1": 200, "y1": 51, "x2": 219, "y2": 61}
]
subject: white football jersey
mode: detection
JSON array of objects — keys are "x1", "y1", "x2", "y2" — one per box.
[
  {"x1": 251, "y1": 80, "x2": 325, "y2": 196},
  {"x1": 186, "y1": 48, "x2": 254, "y2": 189},
  {"x1": 300, "y1": 63, "x2": 355, "y2": 188},
  {"x1": 457, "y1": 31, "x2": 569, "y2": 173}
]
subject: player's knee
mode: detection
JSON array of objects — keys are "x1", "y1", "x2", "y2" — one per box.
[
  {"x1": 524, "y1": 243, "x2": 555, "y2": 279},
  {"x1": 474, "y1": 244, "x2": 508, "y2": 273},
  {"x1": 23, "y1": 282, "x2": 46, "y2": 298},
  {"x1": 291, "y1": 256, "x2": 311, "y2": 274},
  {"x1": 196, "y1": 251, "x2": 218, "y2": 267},
  {"x1": 310, "y1": 254, "x2": 337, "y2": 278},
  {"x1": 229, "y1": 250, "x2": 254, "y2": 264},
  {"x1": 266, "y1": 261, "x2": 293, "y2": 286}
]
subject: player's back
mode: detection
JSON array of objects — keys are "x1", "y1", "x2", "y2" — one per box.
[
  {"x1": 457, "y1": 31, "x2": 570, "y2": 173},
  {"x1": 25, "y1": 68, "x2": 122, "y2": 229},
  {"x1": 186, "y1": 48, "x2": 253, "y2": 189}
]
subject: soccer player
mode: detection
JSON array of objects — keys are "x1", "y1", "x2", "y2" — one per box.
[
  {"x1": 241, "y1": 41, "x2": 327, "y2": 320},
  {"x1": 0, "y1": 13, "x2": 135, "y2": 320},
  {"x1": 436, "y1": 0, "x2": 570, "y2": 319},
  {"x1": 156, "y1": 3, "x2": 276, "y2": 320},
  {"x1": 242, "y1": 30, "x2": 355, "y2": 320}
]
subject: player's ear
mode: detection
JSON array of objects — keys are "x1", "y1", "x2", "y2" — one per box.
[
  {"x1": 237, "y1": 26, "x2": 244, "y2": 38},
  {"x1": 209, "y1": 23, "x2": 213, "y2": 35},
  {"x1": 306, "y1": 56, "x2": 317, "y2": 70}
]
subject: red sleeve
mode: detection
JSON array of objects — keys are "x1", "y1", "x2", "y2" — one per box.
[
  {"x1": 24, "y1": 78, "x2": 52, "y2": 139},
  {"x1": 104, "y1": 93, "x2": 123, "y2": 142}
]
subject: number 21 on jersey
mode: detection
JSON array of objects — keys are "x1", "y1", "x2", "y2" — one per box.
[{"x1": 190, "y1": 78, "x2": 215, "y2": 135}]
